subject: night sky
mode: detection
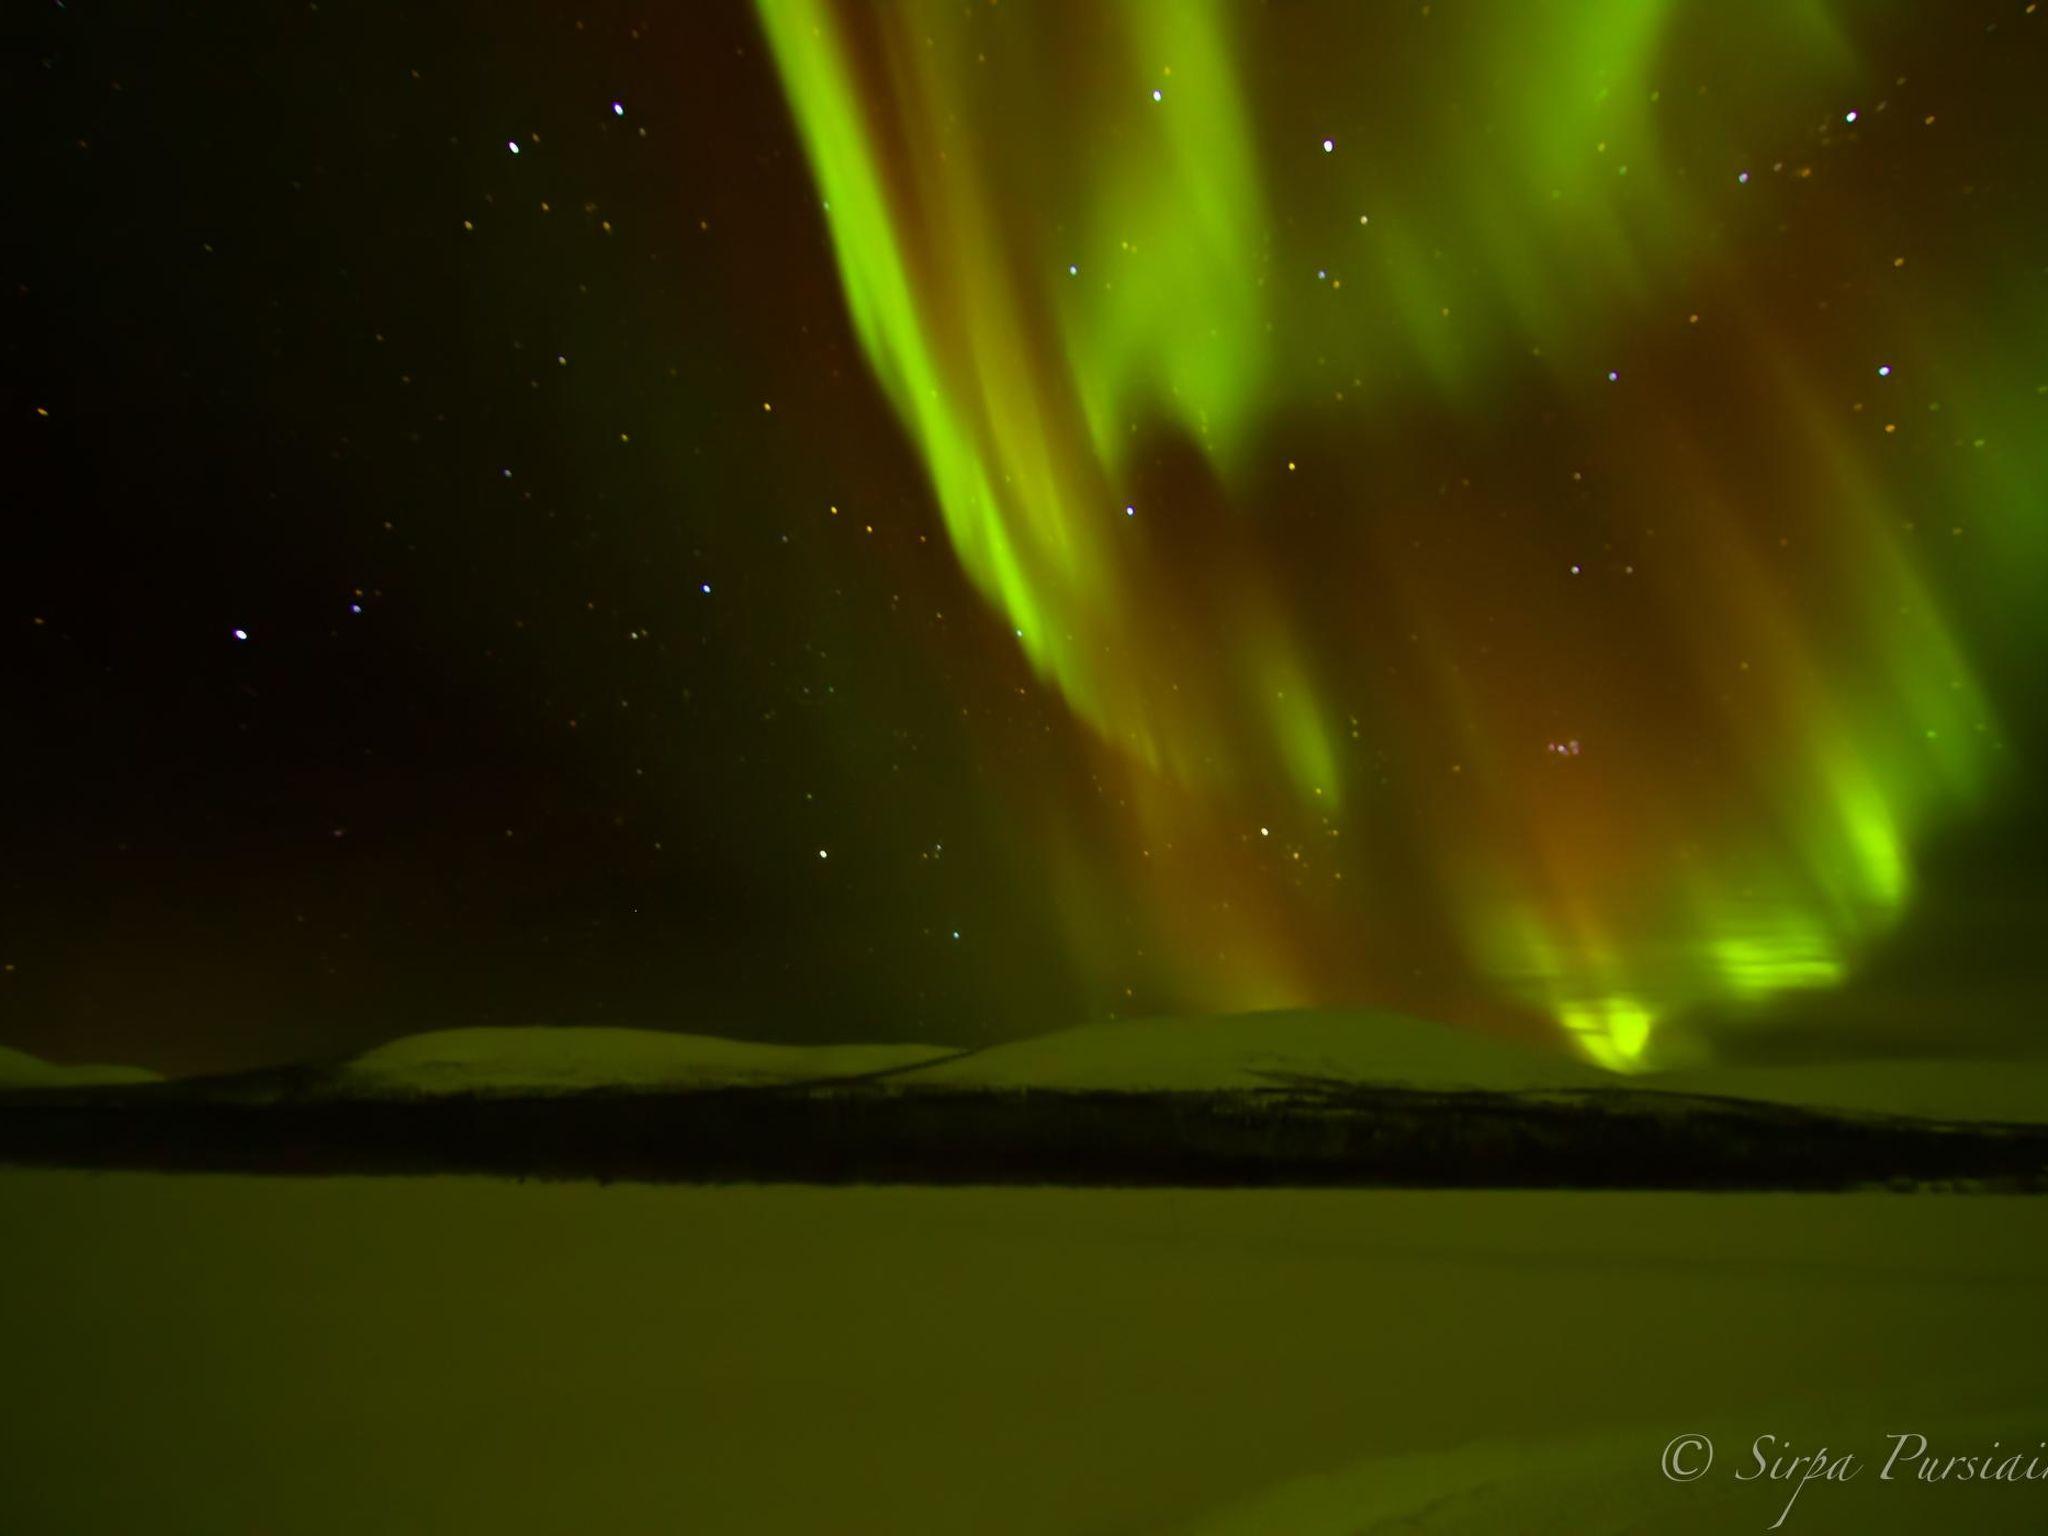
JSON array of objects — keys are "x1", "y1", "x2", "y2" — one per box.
[{"x1": 10, "y1": 0, "x2": 2046, "y2": 1077}]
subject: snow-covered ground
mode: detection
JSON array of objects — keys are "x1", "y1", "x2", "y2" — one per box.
[{"x1": 3, "y1": 1172, "x2": 2044, "y2": 1534}]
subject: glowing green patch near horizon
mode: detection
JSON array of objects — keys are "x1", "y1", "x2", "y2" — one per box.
[{"x1": 755, "y1": 0, "x2": 2027, "y2": 1064}]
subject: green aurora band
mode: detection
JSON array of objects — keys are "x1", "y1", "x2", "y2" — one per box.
[{"x1": 756, "y1": 0, "x2": 2038, "y2": 1066}]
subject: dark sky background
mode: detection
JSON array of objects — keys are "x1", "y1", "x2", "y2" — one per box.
[
  {"x1": 7, "y1": 0, "x2": 2046, "y2": 1077},
  {"x1": 10, "y1": 0, "x2": 1098, "y2": 1074}
]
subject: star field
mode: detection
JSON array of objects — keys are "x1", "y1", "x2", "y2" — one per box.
[{"x1": 7, "y1": 0, "x2": 2047, "y2": 1074}]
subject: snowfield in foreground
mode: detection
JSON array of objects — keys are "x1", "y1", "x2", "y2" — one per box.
[{"x1": 4, "y1": 1173, "x2": 2046, "y2": 1534}]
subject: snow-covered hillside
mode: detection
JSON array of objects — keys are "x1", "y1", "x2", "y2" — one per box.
[
  {"x1": 0, "y1": 1045, "x2": 160, "y2": 1089},
  {"x1": 1653, "y1": 1057, "x2": 2048, "y2": 1126},
  {"x1": 23, "y1": 1010, "x2": 2031, "y2": 1126},
  {"x1": 894, "y1": 1009, "x2": 1614, "y2": 1095},
  {"x1": 335, "y1": 1026, "x2": 956, "y2": 1095},
  {"x1": 318, "y1": 1014, "x2": 2048, "y2": 1125}
]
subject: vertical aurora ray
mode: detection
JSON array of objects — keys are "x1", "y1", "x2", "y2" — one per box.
[
  {"x1": 755, "y1": 0, "x2": 2037, "y2": 1064},
  {"x1": 754, "y1": 0, "x2": 1323, "y2": 795}
]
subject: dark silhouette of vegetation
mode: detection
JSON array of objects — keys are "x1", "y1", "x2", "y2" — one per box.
[{"x1": 4, "y1": 1075, "x2": 2046, "y2": 1189}]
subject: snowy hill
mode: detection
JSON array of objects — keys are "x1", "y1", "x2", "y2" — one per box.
[
  {"x1": 895, "y1": 1010, "x2": 2048, "y2": 1126},
  {"x1": 334, "y1": 1026, "x2": 957, "y2": 1096},
  {"x1": 0, "y1": 1045, "x2": 160, "y2": 1090},
  {"x1": 894, "y1": 1009, "x2": 1615, "y2": 1095},
  {"x1": 7, "y1": 1018, "x2": 2046, "y2": 1188},
  {"x1": 320, "y1": 1016, "x2": 2048, "y2": 1126},
  {"x1": 1654, "y1": 1057, "x2": 2048, "y2": 1126}
]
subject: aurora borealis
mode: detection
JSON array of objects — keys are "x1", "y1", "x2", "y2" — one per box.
[
  {"x1": 754, "y1": 0, "x2": 2043, "y2": 1067},
  {"x1": 10, "y1": 0, "x2": 2045, "y2": 1075},
  {"x1": 15, "y1": 13, "x2": 2048, "y2": 1534}
]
